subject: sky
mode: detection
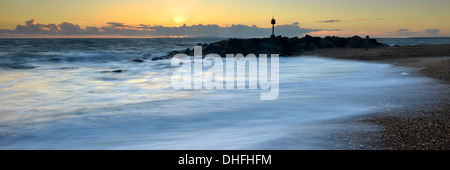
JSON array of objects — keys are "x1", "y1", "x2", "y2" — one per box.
[{"x1": 0, "y1": 0, "x2": 449, "y2": 38}]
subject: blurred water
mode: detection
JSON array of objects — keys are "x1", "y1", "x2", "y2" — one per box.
[{"x1": 0, "y1": 38, "x2": 436, "y2": 149}]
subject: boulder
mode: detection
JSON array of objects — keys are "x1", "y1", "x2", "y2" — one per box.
[
  {"x1": 149, "y1": 35, "x2": 387, "y2": 61},
  {"x1": 368, "y1": 39, "x2": 388, "y2": 48},
  {"x1": 258, "y1": 42, "x2": 276, "y2": 50},
  {"x1": 299, "y1": 34, "x2": 313, "y2": 44},
  {"x1": 132, "y1": 59, "x2": 144, "y2": 62},
  {"x1": 49, "y1": 58, "x2": 60, "y2": 62},
  {"x1": 287, "y1": 36, "x2": 300, "y2": 44},
  {"x1": 269, "y1": 35, "x2": 283, "y2": 44},
  {"x1": 151, "y1": 56, "x2": 168, "y2": 61},
  {"x1": 273, "y1": 44, "x2": 286, "y2": 56},
  {"x1": 242, "y1": 46, "x2": 259, "y2": 56},
  {"x1": 319, "y1": 39, "x2": 337, "y2": 48},
  {"x1": 292, "y1": 43, "x2": 312, "y2": 52},
  {"x1": 327, "y1": 36, "x2": 349, "y2": 47},
  {"x1": 242, "y1": 38, "x2": 257, "y2": 49},
  {"x1": 308, "y1": 42, "x2": 319, "y2": 50},
  {"x1": 183, "y1": 48, "x2": 191, "y2": 55},
  {"x1": 345, "y1": 40, "x2": 362, "y2": 48},
  {"x1": 204, "y1": 43, "x2": 223, "y2": 53},
  {"x1": 255, "y1": 48, "x2": 271, "y2": 55},
  {"x1": 167, "y1": 51, "x2": 181, "y2": 58},
  {"x1": 345, "y1": 36, "x2": 364, "y2": 48}
]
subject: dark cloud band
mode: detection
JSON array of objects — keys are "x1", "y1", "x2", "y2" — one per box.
[{"x1": 0, "y1": 19, "x2": 320, "y2": 38}]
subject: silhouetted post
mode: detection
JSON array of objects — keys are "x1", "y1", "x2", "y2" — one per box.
[
  {"x1": 271, "y1": 17, "x2": 276, "y2": 38},
  {"x1": 365, "y1": 35, "x2": 369, "y2": 50}
]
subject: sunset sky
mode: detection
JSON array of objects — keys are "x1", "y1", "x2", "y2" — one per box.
[{"x1": 1, "y1": 0, "x2": 449, "y2": 38}]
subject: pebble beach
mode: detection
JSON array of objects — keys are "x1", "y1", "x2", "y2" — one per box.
[{"x1": 303, "y1": 45, "x2": 450, "y2": 150}]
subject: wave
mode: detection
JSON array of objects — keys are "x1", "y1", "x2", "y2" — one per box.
[
  {"x1": 0, "y1": 63, "x2": 36, "y2": 69},
  {"x1": 0, "y1": 38, "x2": 443, "y2": 149}
]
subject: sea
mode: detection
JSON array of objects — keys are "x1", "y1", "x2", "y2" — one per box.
[{"x1": 0, "y1": 37, "x2": 448, "y2": 149}]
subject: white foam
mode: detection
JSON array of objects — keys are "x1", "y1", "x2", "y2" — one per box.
[{"x1": 0, "y1": 55, "x2": 435, "y2": 149}]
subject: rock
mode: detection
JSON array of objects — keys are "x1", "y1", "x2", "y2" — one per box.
[
  {"x1": 269, "y1": 35, "x2": 283, "y2": 44},
  {"x1": 287, "y1": 36, "x2": 300, "y2": 44},
  {"x1": 294, "y1": 48, "x2": 305, "y2": 55},
  {"x1": 229, "y1": 46, "x2": 243, "y2": 54},
  {"x1": 255, "y1": 48, "x2": 271, "y2": 55},
  {"x1": 48, "y1": 58, "x2": 60, "y2": 62},
  {"x1": 112, "y1": 69, "x2": 122, "y2": 73},
  {"x1": 167, "y1": 51, "x2": 182, "y2": 58},
  {"x1": 308, "y1": 42, "x2": 319, "y2": 50},
  {"x1": 345, "y1": 40, "x2": 361, "y2": 48},
  {"x1": 299, "y1": 34, "x2": 313, "y2": 44},
  {"x1": 242, "y1": 39, "x2": 258, "y2": 49},
  {"x1": 345, "y1": 36, "x2": 364, "y2": 48},
  {"x1": 319, "y1": 39, "x2": 338, "y2": 48},
  {"x1": 212, "y1": 49, "x2": 227, "y2": 57},
  {"x1": 151, "y1": 56, "x2": 168, "y2": 61},
  {"x1": 242, "y1": 46, "x2": 259, "y2": 55},
  {"x1": 327, "y1": 36, "x2": 348, "y2": 47},
  {"x1": 149, "y1": 35, "x2": 387, "y2": 61},
  {"x1": 274, "y1": 44, "x2": 286, "y2": 56},
  {"x1": 300, "y1": 35, "x2": 321, "y2": 47},
  {"x1": 183, "y1": 48, "x2": 191, "y2": 55},
  {"x1": 258, "y1": 42, "x2": 276, "y2": 50},
  {"x1": 368, "y1": 39, "x2": 388, "y2": 48},
  {"x1": 167, "y1": 51, "x2": 177, "y2": 57},
  {"x1": 287, "y1": 43, "x2": 307, "y2": 55},
  {"x1": 294, "y1": 43, "x2": 309, "y2": 51},
  {"x1": 211, "y1": 43, "x2": 223, "y2": 49},
  {"x1": 204, "y1": 43, "x2": 223, "y2": 54},
  {"x1": 132, "y1": 59, "x2": 144, "y2": 62}
]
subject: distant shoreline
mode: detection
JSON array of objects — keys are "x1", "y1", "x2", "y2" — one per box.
[{"x1": 303, "y1": 45, "x2": 449, "y2": 150}]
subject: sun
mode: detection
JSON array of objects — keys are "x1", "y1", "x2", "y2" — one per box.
[{"x1": 173, "y1": 16, "x2": 186, "y2": 24}]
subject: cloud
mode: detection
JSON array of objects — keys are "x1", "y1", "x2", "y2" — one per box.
[
  {"x1": 350, "y1": 18, "x2": 367, "y2": 21},
  {"x1": 317, "y1": 20, "x2": 342, "y2": 23},
  {"x1": 12, "y1": 19, "x2": 61, "y2": 34},
  {"x1": 59, "y1": 22, "x2": 83, "y2": 35},
  {"x1": 328, "y1": 29, "x2": 343, "y2": 31},
  {"x1": 388, "y1": 28, "x2": 441, "y2": 37},
  {"x1": 0, "y1": 19, "x2": 320, "y2": 38},
  {"x1": 393, "y1": 28, "x2": 420, "y2": 37},
  {"x1": 317, "y1": 18, "x2": 369, "y2": 23},
  {"x1": 423, "y1": 29, "x2": 439, "y2": 36},
  {"x1": 106, "y1": 22, "x2": 130, "y2": 28},
  {"x1": 307, "y1": 30, "x2": 382, "y2": 37},
  {"x1": 397, "y1": 29, "x2": 410, "y2": 32}
]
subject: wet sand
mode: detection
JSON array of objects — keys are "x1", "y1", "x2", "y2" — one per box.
[{"x1": 302, "y1": 45, "x2": 450, "y2": 150}]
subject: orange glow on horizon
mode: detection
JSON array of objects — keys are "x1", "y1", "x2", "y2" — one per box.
[
  {"x1": 0, "y1": 34, "x2": 189, "y2": 39},
  {"x1": 1, "y1": 0, "x2": 449, "y2": 37}
]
